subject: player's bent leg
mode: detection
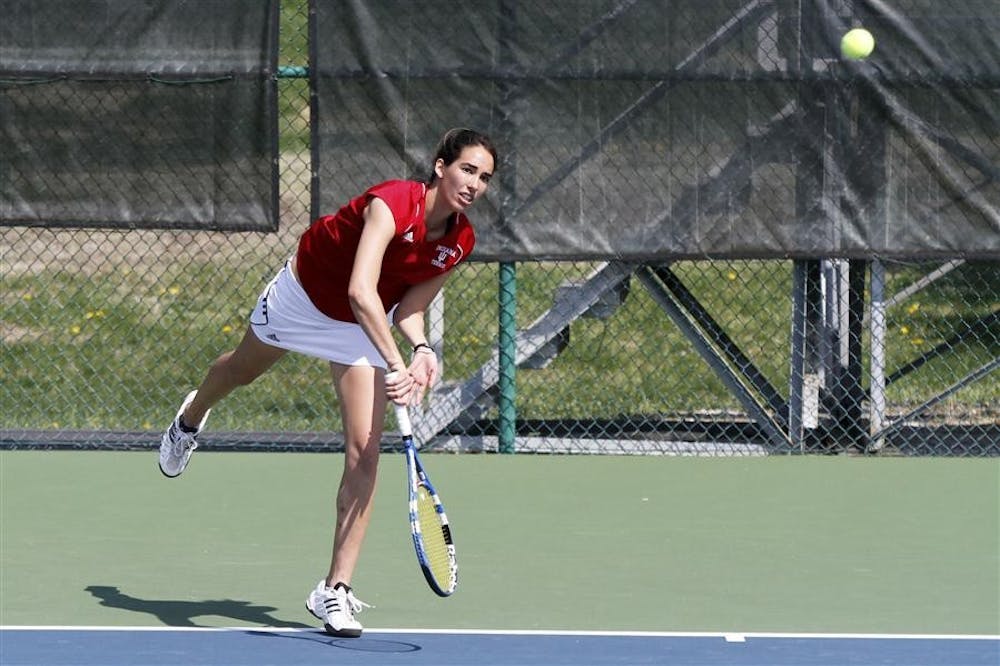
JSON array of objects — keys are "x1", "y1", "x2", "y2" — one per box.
[
  {"x1": 185, "y1": 327, "x2": 288, "y2": 424},
  {"x1": 159, "y1": 326, "x2": 286, "y2": 478}
]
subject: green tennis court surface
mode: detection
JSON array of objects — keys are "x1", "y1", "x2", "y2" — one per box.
[{"x1": 1, "y1": 451, "x2": 997, "y2": 636}]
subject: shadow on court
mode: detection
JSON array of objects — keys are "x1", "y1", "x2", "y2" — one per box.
[
  {"x1": 246, "y1": 630, "x2": 422, "y2": 654},
  {"x1": 84, "y1": 585, "x2": 311, "y2": 629}
]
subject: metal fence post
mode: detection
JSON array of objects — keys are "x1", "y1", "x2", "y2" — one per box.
[
  {"x1": 869, "y1": 258, "x2": 887, "y2": 452},
  {"x1": 498, "y1": 262, "x2": 517, "y2": 453}
]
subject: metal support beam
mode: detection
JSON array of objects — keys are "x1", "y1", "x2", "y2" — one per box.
[
  {"x1": 869, "y1": 358, "x2": 1000, "y2": 445},
  {"x1": 650, "y1": 265, "x2": 788, "y2": 424},
  {"x1": 414, "y1": 262, "x2": 636, "y2": 444},
  {"x1": 636, "y1": 267, "x2": 790, "y2": 451}
]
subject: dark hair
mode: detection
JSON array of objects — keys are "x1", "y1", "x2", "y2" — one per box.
[{"x1": 428, "y1": 128, "x2": 498, "y2": 184}]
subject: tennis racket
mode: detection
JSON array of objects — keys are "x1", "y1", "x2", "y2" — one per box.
[{"x1": 386, "y1": 377, "x2": 457, "y2": 597}]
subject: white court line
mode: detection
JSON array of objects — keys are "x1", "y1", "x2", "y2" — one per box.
[{"x1": 2, "y1": 626, "x2": 998, "y2": 641}]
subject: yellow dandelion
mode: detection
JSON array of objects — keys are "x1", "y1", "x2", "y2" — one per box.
[
  {"x1": 907, "y1": 302, "x2": 920, "y2": 315},
  {"x1": 22, "y1": 293, "x2": 33, "y2": 301},
  {"x1": 142, "y1": 421, "x2": 152, "y2": 429},
  {"x1": 726, "y1": 271, "x2": 737, "y2": 281},
  {"x1": 911, "y1": 337, "x2": 924, "y2": 345},
  {"x1": 222, "y1": 324, "x2": 233, "y2": 334},
  {"x1": 900, "y1": 325, "x2": 910, "y2": 335},
  {"x1": 70, "y1": 325, "x2": 82, "y2": 335},
  {"x1": 168, "y1": 286, "x2": 180, "y2": 295}
]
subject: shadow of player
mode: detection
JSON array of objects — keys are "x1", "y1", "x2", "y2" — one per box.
[{"x1": 85, "y1": 585, "x2": 312, "y2": 629}]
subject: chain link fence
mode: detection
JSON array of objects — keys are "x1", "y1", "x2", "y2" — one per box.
[{"x1": 2, "y1": 1, "x2": 998, "y2": 455}]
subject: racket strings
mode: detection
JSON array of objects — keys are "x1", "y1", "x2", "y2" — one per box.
[{"x1": 416, "y1": 486, "x2": 453, "y2": 583}]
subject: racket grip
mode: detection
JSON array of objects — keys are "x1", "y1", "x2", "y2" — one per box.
[{"x1": 385, "y1": 371, "x2": 413, "y2": 436}]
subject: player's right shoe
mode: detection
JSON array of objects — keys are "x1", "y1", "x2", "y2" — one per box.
[
  {"x1": 305, "y1": 580, "x2": 371, "y2": 638},
  {"x1": 158, "y1": 390, "x2": 209, "y2": 478}
]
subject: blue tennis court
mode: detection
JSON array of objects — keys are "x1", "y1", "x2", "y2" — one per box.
[{"x1": 2, "y1": 628, "x2": 998, "y2": 666}]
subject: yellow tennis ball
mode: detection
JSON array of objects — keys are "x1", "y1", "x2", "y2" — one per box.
[{"x1": 841, "y1": 28, "x2": 875, "y2": 60}]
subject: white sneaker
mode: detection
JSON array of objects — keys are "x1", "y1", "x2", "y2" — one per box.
[
  {"x1": 158, "y1": 390, "x2": 210, "y2": 478},
  {"x1": 305, "y1": 580, "x2": 371, "y2": 638}
]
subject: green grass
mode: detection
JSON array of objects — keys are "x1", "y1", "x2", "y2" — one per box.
[{"x1": 4, "y1": 259, "x2": 995, "y2": 433}]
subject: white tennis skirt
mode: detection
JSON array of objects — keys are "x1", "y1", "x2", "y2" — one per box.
[{"x1": 249, "y1": 260, "x2": 389, "y2": 368}]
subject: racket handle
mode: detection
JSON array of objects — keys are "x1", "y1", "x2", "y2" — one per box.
[{"x1": 385, "y1": 371, "x2": 413, "y2": 436}]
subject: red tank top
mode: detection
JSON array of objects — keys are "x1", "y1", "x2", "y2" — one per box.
[{"x1": 295, "y1": 180, "x2": 476, "y2": 322}]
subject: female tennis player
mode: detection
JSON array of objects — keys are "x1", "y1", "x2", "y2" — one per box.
[{"x1": 158, "y1": 128, "x2": 497, "y2": 637}]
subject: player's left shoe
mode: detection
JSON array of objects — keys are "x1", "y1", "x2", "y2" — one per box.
[
  {"x1": 305, "y1": 580, "x2": 371, "y2": 638},
  {"x1": 158, "y1": 390, "x2": 209, "y2": 478}
]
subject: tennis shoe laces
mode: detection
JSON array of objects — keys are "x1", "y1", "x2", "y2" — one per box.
[
  {"x1": 306, "y1": 580, "x2": 371, "y2": 638},
  {"x1": 158, "y1": 390, "x2": 210, "y2": 478}
]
